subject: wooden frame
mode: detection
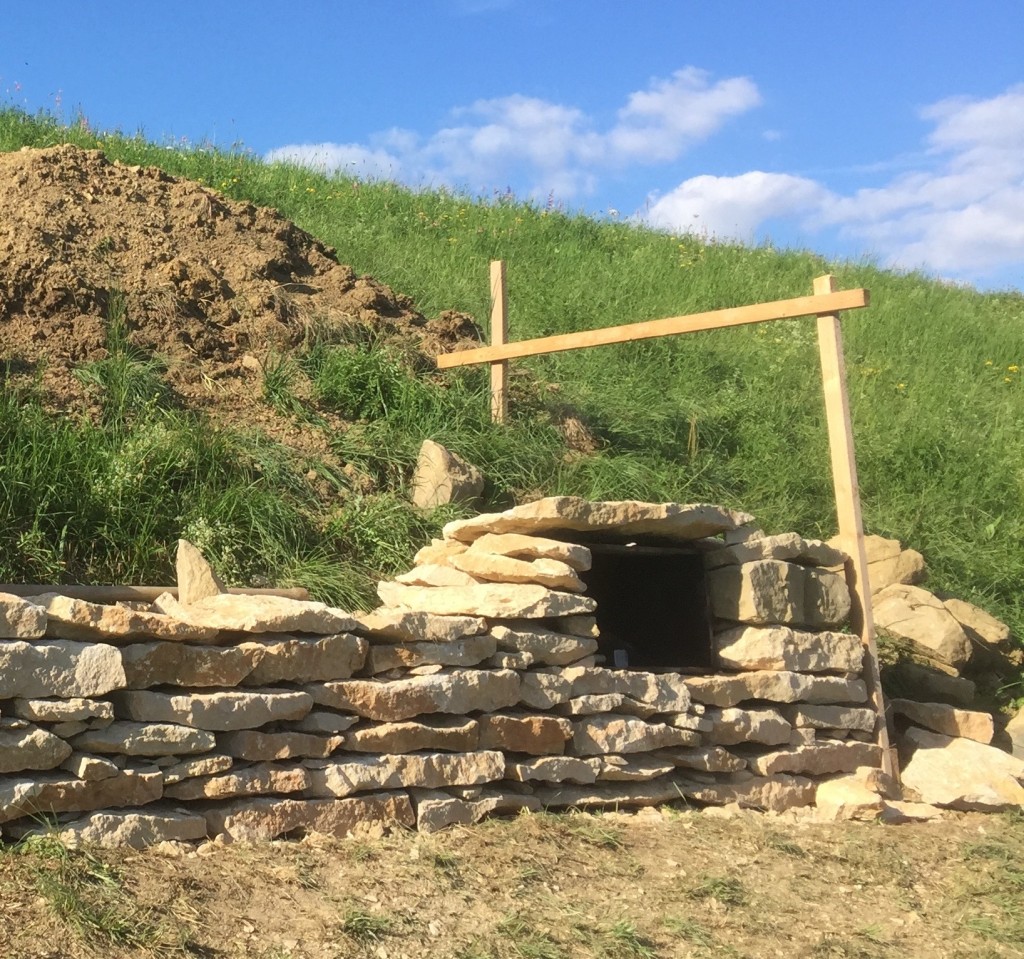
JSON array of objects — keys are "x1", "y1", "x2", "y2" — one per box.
[{"x1": 435, "y1": 262, "x2": 897, "y2": 778}]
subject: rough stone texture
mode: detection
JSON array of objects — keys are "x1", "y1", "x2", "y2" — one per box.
[
  {"x1": 814, "y1": 766, "x2": 898, "y2": 822},
  {"x1": 162, "y1": 754, "x2": 234, "y2": 785},
  {"x1": 558, "y1": 666, "x2": 691, "y2": 712},
  {"x1": 365, "y1": 635, "x2": 497, "y2": 673},
  {"x1": 306, "y1": 752, "x2": 506, "y2": 797},
  {"x1": 530, "y1": 779, "x2": 683, "y2": 809},
  {"x1": 34, "y1": 593, "x2": 217, "y2": 642},
  {"x1": 554, "y1": 694, "x2": 657, "y2": 719},
  {"x1": 0, "y1": 592, "x2": 47, "y2": 638},
  {"x1": 413, "y1": 538, "x2": 469, "y2": 566},
  {"x1": 0, "y1": 770, "x2": 163, "y2": 824},
  {"x1": 942, "y1": 598, "x2": 1011, "y2": 647},
  {"x1": 443, "y1": 497, "x2": 753, "y2": 544},
  {"x1": 8, "y1": 808, "x2": 209, "y2": 849},
  {"x1": 377, "y1": 581, "x2": 597, "y2": 619},
  {"x1": 410, "y1": 787, "x2": 540, "y2": 833},
  {"x1": 781, "y1": 704, "x2": 877, "y2": 733},
  {"x1": 353, "y1": 609, "x2": 487, "y2": 644},
  {"x1": 72, "y1": 721, "x2": 216, "y2": 756},
  {"x1": 218, "y1": 730, "x2": 343, "y2": 761},
  {"x1": 703, "y1": 707, "x2": 792, "y2": 746},
  {"x1": 477, "y1": 714, "x2": 573, "y2": 755},
  {"x1": 588, "y1": 756, "x2": 677, "y2": 781},
  {"x1": 114, "y1": 689, "x2": 313, "y2": 731},
  {"x1": 873, "y1": 584, "x2": 973, "y2": 670},
  {"x1": 154, "y1": 592, "x2": 359, "y2": 635},
  {"x1": 176, "y1": 539, "x2": 226, "y2": 606},
  {"x1": 900, "y1": 726, "x2": 1024, "y2": 811},
  {"x1": 309, "y1": 669, "x2": 520, "y2": 722},
  {"x1": 891, "y1": 699, "x2": 994, "y2": 744},
  {"x1": 450, "y1": 552, "x2": 586, "y2": 593},
  {"x1": 294, "y1": 711, "x2": 361, "y2": 735},
  {"x1": 0, "y1": 640, "x2": 126, "y2": 699},
  {"x1": 10, "y1": 698, "x2": 114, "y2": 723},
  {"x1": 684, "y1": 672, "x2": 868, "y2": 708},
  {"x1": 557, "y1": 615, "x2": 601, "y2": 638},
  {"x1": 840, "y1": 535, "x2": 928, "y2": 592},
  {"x1": 677, "y1": 775, "x2": 817, "y2": 812},
  {"x1": 239, "y1": 633, "x2": 368, "y2": 685},
  {"x1": 0, "y1": 725, "x2": 73, "y2": 773},
  {"x1": 882, "y1": 660, "x2": 976, "y2": 707},
  {"x1": 490, "y1": 625, "x2": 598, "y2": 667},
  {"x1": 468, "y1": 533, "x2": 592, "y2": 572},
  {"x1": 60, "y1": 754, "x2": 121, "y2": 781},
  {"x1": 519, "y1": 671, "x2": 573, "y2": 709},
  {"x1": 708, "y1": 561, "x2": 851, "y2": 629},
  {"x1": 410, "y1": 439, "x2": 484, "y2": 509},
  {"x1": 745, "y1": 741, "x2": 883, "y2": 776},
  {"x1": 343, "y1": 718, "x2": 480, "y2": 754},
  {"x1": 654, "y1": 746, "x2": 747, "y2": 773},
  {"x1": 120, "y1": 642, "x2": 251, "y2": 689},
  {"x1": 571, "y1": 715, "x2": 698, "y2": 755},
  {"x1": 165, "y1": 763, "x2": 311, "y2": 801},
  {"x1": 203, "y1": 792, "x2": 415, "y2": 841},
  {"x1": 705, "y1": 533, "x2": 846, "y2": 570},
  {"x1": 505, "y1": 756, "x2": 596, "y2": 784},
  {"x1": 396, "y1": 565, "x2": 480, "y2": 588},
  {"x1": 714, "y1": 625, "x2": 863, "y2": 674}
]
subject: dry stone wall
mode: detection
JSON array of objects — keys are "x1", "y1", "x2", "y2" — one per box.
[{"x1": 0, "y1": 496, "x2": 1017, "y2": 847}]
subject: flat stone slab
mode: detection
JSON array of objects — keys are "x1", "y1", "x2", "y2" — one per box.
[
  {"x1": 873, "y1": 584, "x2": 972, "y2": 669},
  {"x1": 218, "y1": 730, "x2": 344, "y2": 761},
  {"x1": 676, "y1": 774, "x2": 817, "y2": 812},
  {"x1": 0, "y1": 640, "x2": 126, "y2": 698},
  {"x1": 571, "y1": 715, "x2": 698, "y2": 755},
  {"x1": 478, "y1": 713, "x2": 573, "y2": 755},
  {"x1": 0, "y1": 724, "x2": 72, "y2": 773},
  {"x1": 410, "y1": 787, "x2": 540, "y2": 833},
  {"x1": 0, "y1": 592, "x2": 47, "y2": 638},
  {"x1": 781, "y1": 704, "x2": 877, "y2": 733},
  {"x1": 684, "y1": 672, "x2": 868, "y2": 708},
  {"x1": 154, "y1": 592, "x2": 359, "y2": 634},
  {"x1": 505, "y1": 756, "x2": 596, "y2": 784},
  {"x1": 467, "y1": 533, "x2": 592, "y2": 571},
  {"x1": 165, "y1": 763, "x2": 311, "y2": 801},
  {"x1": 705, "y1": 532, "x2": 847, "y2": 569},
  {"x1": 343, "y1": 718, "x2": 480, "y2": 753},
  {"x1": 120, "y1": 641, "x2": 251, "y2": 689},
  {"x1": 163, "y1": 754, "x2": 234, "y2": 785},
  {"x1": 490, "y1": 625, "x2": 598, "y2": 667},
  {"x1": 306, "y1": 751, "x2": 506, "y2": 797},
  {"x1": 239, "y1": 633, "x2": 368, "y2": 684},
  {"x1": 365, "y1": 635, "x2": 497, "y2": 673},
  {"x1": 0, "y1": 770, "x2": 163, "y2": 824},
  {"x1": 113, "y1": 689, "x2": 313, "y2": 730},
  {"x1": 714, "y1": 625, "x2": 863, "y2": 674},
  {"x1": 377, "y1": 581, "x2": 596, "y2": 619},
  {"x1": 891, "y1": 698, "x2": 994, "y2": 744},
  {"x1": 10, "y1": 698, "x2": 114, "y2": 723},
  {"x1": 449, "y1": 552, "x2": 586, "y2": 592},
  {"x1": 6, "y1": 807, "x2": 209, "y2": 848},
  {"x1": 530, "y1": 779, "x2": 683, "y2": 809},
  {"x1": 352, "y1": 609, "x2": 488, "y2": 644},
  {"x1": 703, "y1": 707, "x2": 792, "y2": 746},
  {"x1": 34, "y1": 593, "x2": 217, "y2": 642},
  {"x1": 443, "y1": 496, "x2": 753, "y2": 543},
  {"x1": 745, "y1": 740, "x2": 883, "y2": 776},
  {"x1": 72, "y1": 721, "x2": 216, "y2": 756}
]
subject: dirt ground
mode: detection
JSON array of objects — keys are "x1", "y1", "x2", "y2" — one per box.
[{"x1": 1, "y1": 806, "x2": 1022, "y2": 959}]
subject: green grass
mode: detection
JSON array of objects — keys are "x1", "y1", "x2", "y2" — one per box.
[{"x1": 0, "y1": 105, "x2": 1021, "y2": 659}]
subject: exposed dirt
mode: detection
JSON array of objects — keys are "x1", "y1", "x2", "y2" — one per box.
[
  {"x1": 0, "y1": 144, "x2": 482, "y2": 447},
  {"x1": 1, "y1": 807, "x2": 1021, "y2": 959}
]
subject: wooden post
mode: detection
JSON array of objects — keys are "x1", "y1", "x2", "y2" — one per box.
[
  {"x1": 489, "y1": 260, "x2": 509, "y2": 423},
  {"x1": 814, "y1": 274, "x2": 898, "y2": 781}
]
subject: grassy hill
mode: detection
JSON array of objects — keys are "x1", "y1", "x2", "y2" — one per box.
[{"x1": 1, "y1": 107, "x2": 1021, "y2": 661}]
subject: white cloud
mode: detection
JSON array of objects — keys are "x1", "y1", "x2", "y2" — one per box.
[{"x1": 265, "y1": 67, "x2": 760, "y2": 200}]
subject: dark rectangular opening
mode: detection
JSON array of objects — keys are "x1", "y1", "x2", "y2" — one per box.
[{"x1": 579, "y1": 543, "x2": 713, "y2": 670}]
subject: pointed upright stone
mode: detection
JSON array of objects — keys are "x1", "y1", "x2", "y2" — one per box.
[{"x1": 176, "y1": 539, "x2": 226, "y2": 606}]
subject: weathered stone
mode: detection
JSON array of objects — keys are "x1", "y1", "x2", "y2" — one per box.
[
  {"x1": 900, "y1": 726, "x2": 1024, "y2": 810},
  {"x1": 531, "y1": 779, "x2": 682, "y2": 809},
  {"x1": 1006, "y1": 705, "x2": 1024, "y2": 761},
  {"x1": 588, "y1": 756, "x2": 677, "y2": 781},
  {"x1": 164, "y1": 763, "x2": 310, "y2": 801},
  {"x1": 0, "y1": 725, "x2": 72, "y2": 772},
  {"x1": 684, "y1": 671, "x2": 868, "y2": 708},
  {"x1": 814, "y1": 766, "x2": 898, "y2": 821},
  {"x1": 120, "y1": 642, "x2": 251, "y2": 689},
  {"x1": 413, "y1": 538, "x2": 469, "y2": 566},
  {"x1": 410, "y1": 787, "x2": 540, "y2": 833},
  {"x1": 468, "y1": 533, "x2": 592, "y2": 572},
  {"x1": 873, "y1": 584, "x2": 972, "y2": 669},
  {"x1": 942, "y1": 598, "x2": 1011, "y2": 647},
  {"x1": 653, "y1": 746, "x2": 747, "y2": 772},
  {"x1": 556, "y1": 615, "x2": 601, "y2": 638},
  {"x1": 396, "y1": 565, "x2": 480, "y2": 587},
  {"x1": 891, "y1": 699, "x2": 994, "y2": 744},
  {"x1": 218, "y1": 730, "x2": 343, "y2": 761},
  {"x1": 882, "y1": 660, "x2": 976, "y2": 706},
  {"x1": 410, "y1": 440, "x2": 484, "y2": 509},
  {"x1": 342, "y1": 718, "x2": 480, "y2": 753},
  {"x1": 676, "y1": 774, "x2": 817, "y2": 812},
  {"x1": 35, "y1": 593, "x2": 217, "y2": 642},
  {"x1": 0, "y1": 640, "x2": 126, "y2": 699},
  {"x1": 478, "y1": 714, "x2": 573, "y2": 755},
  {"x1": 559, "y1": 666, "x2": 691, "y2": 712},
  {"x1": 153, "y1": 592, "x2": 359, "y2": 635},
  {"x1": 353, "y1": 609, "x2": 487, "y2": 644},
  {"x1": 60, "y1": 753, "x2": 121, "y2": 781},
  {"x1": 705, "y1": 533, "x2": 847, "y2": 570},
  {"x1": 10, "y1": 698, "x2": 114, "y2": 723},
  {"x1": 519, "y1": 671, "x2": 573, "y2": 709},
  {"x1": 490, "y1": 625, "x2": 598, "y2": 667},
  {"x1": 444, "y1": 497, "x2": 753, "y2": 544},
  {"x1": 571, "y1": 716, "x2": 697, "y2": 755},
  {"x1": 780, "y1": 704, "x2": 877, "y2": 733},
  {"x1": 451, "y1": 551, "x2": 586, "y2": 592},
  {"x1": 8, "y1": 808, "x2": 209, "y2": 849},
  {"x1": 746, "y1": 741, "x2": 883, "y2": 776},
  {"x1": 203, "y1": 792, "x2": 415, "y2": 841},
  {"x1": 309, "y1": 669, "x2": 520, "y2": 722},
  {"x1": 113, "y1": 689, "x2": 313, "y2": 731},
  {"x1": 0, "y1": 592, "x2": 46, "y2": 638},
  {"x1": 306, "y1": 752, "x2": 505, "y2": 797},
  {"x1": 162, "y1": 754, "x2": 234, "y2": 785},
  {"x1": 176, "y1": 539, "x2": 226, "y2": 606},
  {"x1": 239, "y1": 633, "x2": 368, "y2": 685},
  {"x1": 486, "y1": 651, "x2": 534, "y2": 669},
  {"x1": 554, "y1": 694, "x2": 657, "y2": 719},
  {"x1": 366, "y1": 635, "x2": 497, "y2": 673},
  {"x1": 0, "y1": 770, "x2": 163, "y2": 824},
  {"x1": 72, "y1": 722, "x2": 216, "y2": 756},
  {"x1": 703, "y1": 707, "x2": 792, "y2": 746},
  {"x1": 838, "y1": 535, "x2": 928, "y2": 592},
  {"x1": 714, "y1": 625, "x2": 863, "y2": 674},
  {"x1": 293, "y1": 711, "x2": 360, "y2": 735},
  {"x1": 505, "y1": 756, "x2": 596, "y2": 784},
  {"x1": 377, "y1": 581, "x2": 596, "y2": 619},
  {"x1": 708, "y1": 561, "x2": 850, "y2": 629}
]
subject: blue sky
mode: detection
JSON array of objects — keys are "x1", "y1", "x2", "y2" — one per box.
[{"x1": 4, "y1": 1, "x2": 1022, "y2": 290}]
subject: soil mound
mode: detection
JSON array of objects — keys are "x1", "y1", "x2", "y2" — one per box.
[{"x1": 0, "y1": 144, "x2": 481, "y2": 437}]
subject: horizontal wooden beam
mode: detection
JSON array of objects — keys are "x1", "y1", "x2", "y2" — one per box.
[
  {"x1": 0, "y1": 585, "x2": 311, "y2": 602},
  {"x1": 437, "y1": 288, "x2": 869, "y2": 369}
]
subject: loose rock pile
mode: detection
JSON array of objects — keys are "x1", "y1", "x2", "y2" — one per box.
[{"x1": 1, "y1": 496, "x2": 1020, "y2": 847}]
